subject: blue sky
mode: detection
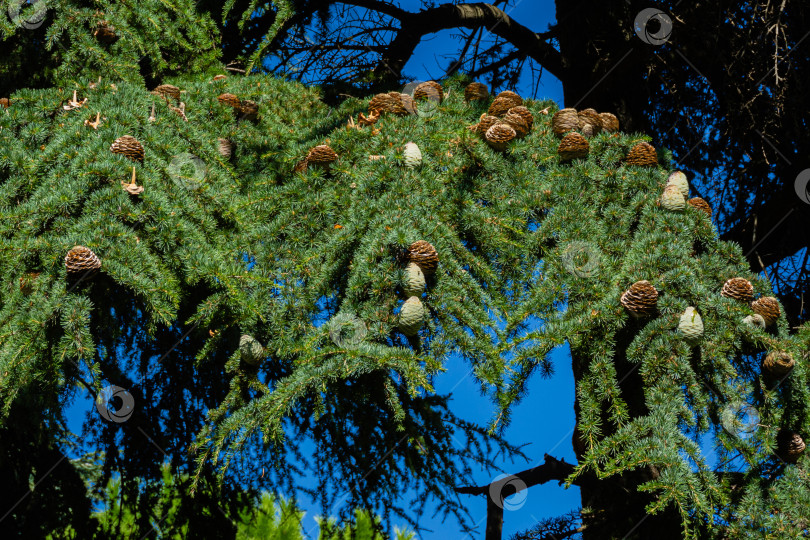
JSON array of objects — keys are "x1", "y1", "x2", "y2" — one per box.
[{"x1": 64, "y1": 2, "x2": 577, "y2": 538}]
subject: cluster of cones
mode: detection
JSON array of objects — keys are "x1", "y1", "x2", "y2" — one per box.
[
  {"x1": 659, "y1": 171, "x2": 712, "y2": 217},
  {"x1": 617, "y1": 274, "x2": 802, "y2": 461},
  {"x1": 397, "y1": 241, "x2": 439, "y2": 337},
  {"x1": 465, "y1": 84, "x2": 534, "y2": 152},
  {"x1": 552, "y1": 106, "x2": 659, "y2": 167},
  {"x1": 352, "y1": 81, "x2": 446, "y2": 130}
]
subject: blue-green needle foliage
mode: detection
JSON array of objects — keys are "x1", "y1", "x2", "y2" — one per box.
[{"x1": 1, "y1": 68, "x2": 808, "y2": 537}]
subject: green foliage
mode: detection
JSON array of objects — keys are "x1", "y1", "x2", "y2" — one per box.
[
  {"x1": 0, "y1": 0, "x2": 222, "y2": 94},
  {"x1": 1, "y1": 63, "x2": 808, "y2": 538}
]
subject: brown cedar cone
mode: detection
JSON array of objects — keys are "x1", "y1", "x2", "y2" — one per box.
[
  {"x1": 65, "y1": 246, "x2": 101, "y2": 275},
  {"x1": 751, "y1": 296, "x2": 781, "y2": 326},
  {"x1": 687, "y1": 197, "x2": 712, "y2": 218},
  {"x1": 626, "y1": 142, "x2": 658, "y2": 166},
  {"x1": 552, "y1": 108, "x2": 579, "y2": 138},
  {"x1": 501, "y1": 112, "x2": 530, "y2": 138},
  {"x1": 495, "y1": 90, "x2": 523, "y2": 105},
  {"x1": 399, "y1": 93, "x2": 416, "y2": 114},
  {"x1": 218, "y1": 138, "x2": 235, "y2": 159},
  {"x1": 306, "y1": 145, "x2": 338, "y2": 171},
  {"x1": 464, "y1": 82, "x2": 489, "y2": 102},
  {"x1": 152, "y1": 84, "x2": 180, "y2": 102},
  {"x1": 110, "y1": 135, "x2": 144, "y2": 163},
  {"x1": 0, "y1": 98, "x2": 9, "y2": 108},
  {"x1": 507, "y1": 106, "x2": 533, "y2": 131},
  {"x1": 413, "y1": 81, "x2": 443, "y2": 102},
  {"x1": 408, "y1": 240, "x2": 439, "y2": 275},
  {"x1": 721, "y1": 277, "x2": 754, "y2": 303},
  {"x1": 776, "y1": 430, "x2": 806, "y2": 463},
  {"x1": 599, "y1": 112, "x2": 620, "y2": 133},
  {"x1": 94, "y1": 21, "x2": 118, "y2": 44},
  {"x1": 369, "y1": 92, "x2": 410, "y2": 116},
  {"x1": 368, "y1": 92, "x2": 394, "y2": 113},
  {"x1": 475, "y1": 114, "x2": 500, "y2": 138},
  {"x1": 212, "y1": 74, "x2": 227, "y2": 82},
  {"x1": 557, "y1": 132, "x2": 589, "y2": 161},
  {"x1": 485, "y1": 123, "x2": 517, "y2": 151},
  {"x1": 19, "y1": 272, "x2": 40, "y2": 295},
  {"x1": 763, "y1": 351, "x2": 795, "y2": 378},
  {"x1": 620, "y1": 280, "x2": 659, "y2": 318},
  {"x1": 217, "y1": 93, "x2": 241, "y2": 108},
  {"x1": 488, "y1": 96, "x2": 520, "y2": 117},
  {"x1": 238, "y1": 100, "x2": 259, "y2": 121},
  {"x1": 577, "y1": 108, "x2": 602, "y2": 138}
]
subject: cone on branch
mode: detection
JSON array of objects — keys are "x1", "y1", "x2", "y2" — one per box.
[
  {"x1": 501, "y1": 111, "x2": 530, "y2": 138},
  {"x1": 507, "y1": 106, "x2": 533, "y2": 131},
  {"x1": 369, "y1": 92, "x2": 408, "y2": 116},
  {"x1": 413, "y1": 81, "x2": 443, "y2": 102},
  {"x1": 239, "y1": 334, "x2": 265, "y2": 366},
  {"x1": 0, "y1": 97, "x2": 9, "y2": 108},
  {"x1": 557, "y1": 132, "x2": 589, "y2": 161},
  {"x1": 398, "y1": 296, "x2": 426, "y2": 337},
  {"x1": 485, "y1": 123, "x2": 517, "y2": 151},
  {"x1": 552, "y1": 108, "x2": 579, "y2": 138},
  {"x1": 464, "y1": 82, "x2": 489, "y2": 102},
  {"x1": 407, "y1": 240, "x2": 439, "y2": 275},
  {"x1": 577, "y1": 108, "x2": 602, "y2": 138},
  {"x1": 488, "y1": 96, "x2": 520, "y2": 117},
  {"x1": 495, "y1": 90, "x2": 523, "y2": 105},
  {"x1": 402, "y1": 262, "x2": 426, "y2": 296},
  {"x1": 661, "y1": 185, "x2": 686, "y2": 211},
  {"x1": 110, "y1": 135, "x2": 144, "y2": 163},
  {"x1": 474, "y1": 114, "x2": 500, "y2": 137},
  {"x1": 621, "y1": 280, "x2": 659, "y2": 318},
  {"x1": 402, "y1": 142, "x2": 422, "y2": 169},
  {"x1": 762, "y1": 351, "x2": 795, "y2": 378},
  {"x1": 666, "y1": 171, "x2": 689, "y2": 197},
  {"x1": 238, "y1": 100, "x2": 259, "y2": 121},
  {"x1": 599, "y1": 112, "x2": 620, "y2": 133},
  {"x1": 776, "y1": 430, "x2": 805, "y2": 463},
  {"x1": 626, "y1": 142, "x2": 658, "y2": 167},
  {"x1": 218, "y1": 138, "x2": 235, "y2": 159},
  {"x1": 306, "y1": 145, "x2": 338, "y2": 172},
  {"x1": 721, "y1": 277, "x2": 754, "y2": 303},
  {"x1": 751, "y1": 296, "x2": 780, "y2": 326},
  {"x1": 152, "y1": 84, "x2": 181, "y2": 102},
  {"x1": 687, "y1": 197, "x2": 712, "y2": 218},
  {"x1": 65, "y1": 246, "x2": 101, "y2": 276},
  {"x1": 742, "y1": 314, "x2": 766, "y2": 330},
  {"x1": 678, "y1": 307, "x2": 703, "y2": 345},
  {"x1": 217, "y1": 93, "x2": 241, "y2": 109}
]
